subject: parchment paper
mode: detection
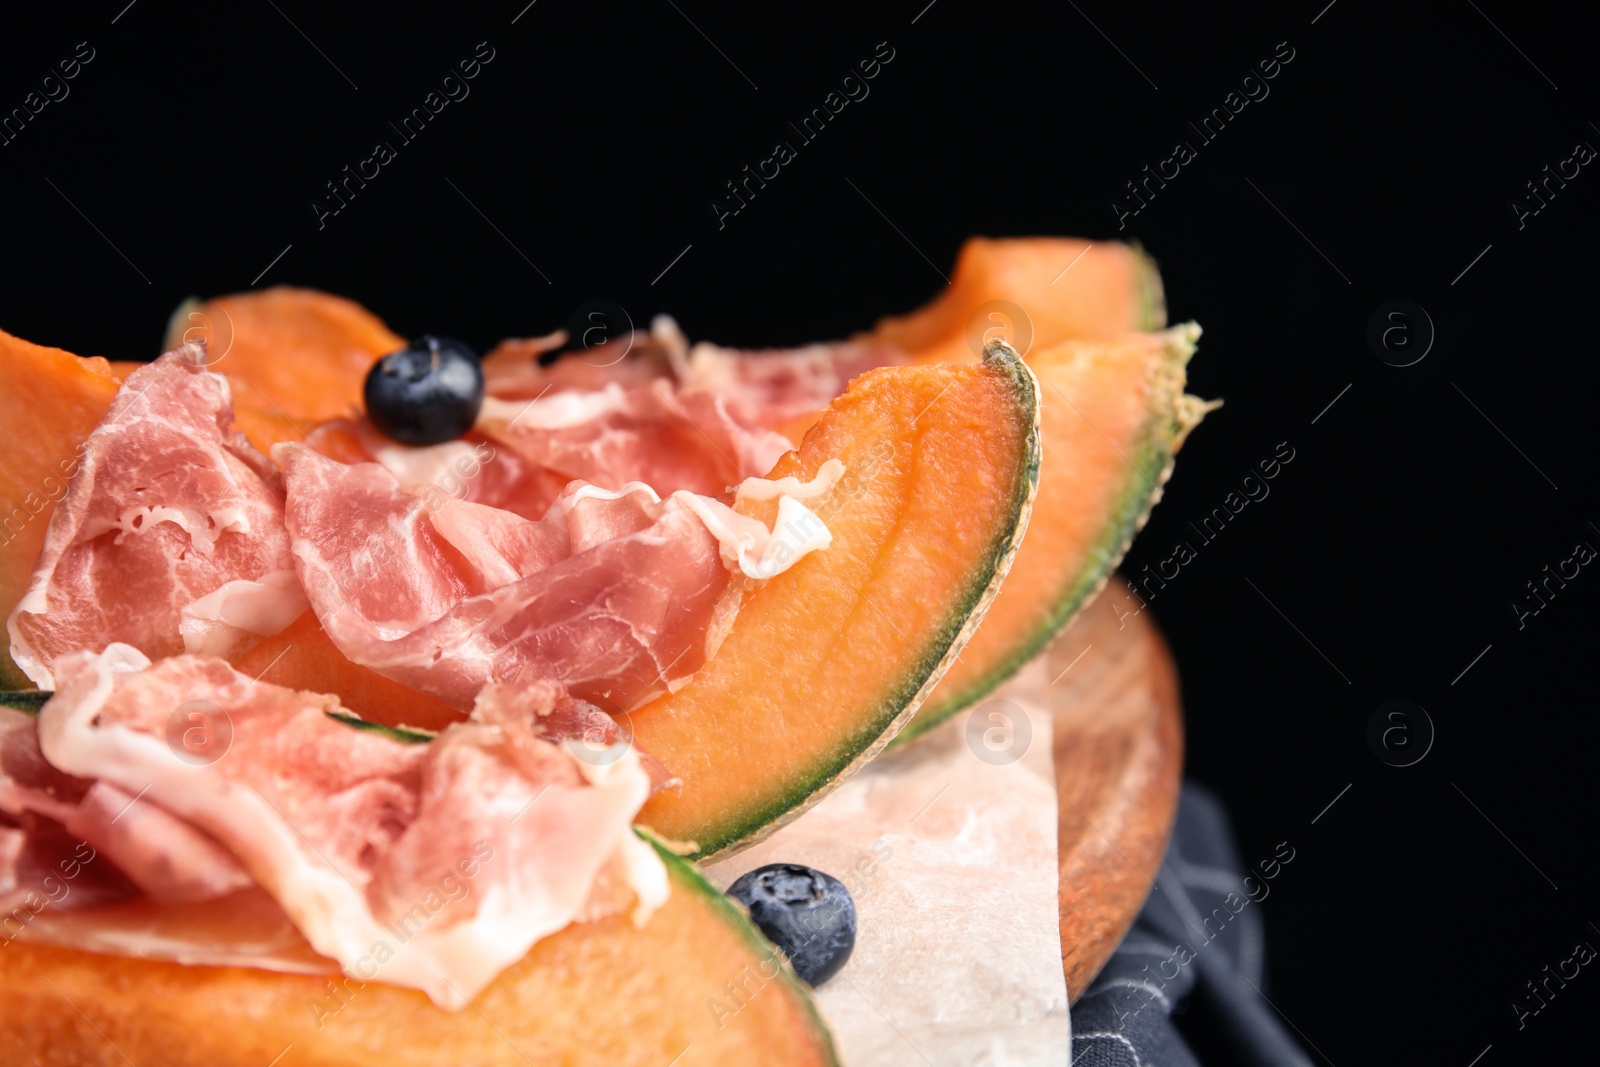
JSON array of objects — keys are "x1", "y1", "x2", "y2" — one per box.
[{"x1": 704, "y1": 659, "x2": 1068, "y2": 1065}]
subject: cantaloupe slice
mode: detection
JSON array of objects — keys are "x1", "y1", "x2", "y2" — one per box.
[
  {"x1": 161, "y1": 287, "x2": 405, "y2": 450},
  {"x1": 0, "y1": 328, "x2": 120, "y2": 688},
  {"x1": 232, "y1": 610, "x2": 466, "y2": 733},
  {"x1": 0, "y1": 833, "x2": 839, "y2": 1066},
  {"x1": 894, "y1": 325, "x2": 1212, "y2": 745},
  {"x1": 865, "y1": 236, "x2": 1165, "y2": 363},
  {"x1": 620, "y1": 343, "x2": 1041, "y2": 860},
  {"x1": 0, "y1": 297, "x2": 401, "y2": 686}
]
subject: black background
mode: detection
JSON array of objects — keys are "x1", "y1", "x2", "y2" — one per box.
[{"x1": 2, "y1": 2, "x2": 1596, "y2": 1062}]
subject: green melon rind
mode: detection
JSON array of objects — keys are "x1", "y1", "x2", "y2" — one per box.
[
  {"x1": 0, "y1": 690, "x2": 48, "y2": 715},
  {"x1": 0, "y1": 703, "x2": 837, "y2": 1056},
  {"x1": 0, "y1": 696, "x2": 443, "y2": 747},
  {"x1": 1130, "y1": 241, "x2": 1168, "y2": 333},
  {"x1": 0, "y1": 705, "x2": 838, "y2": 1058},
  {"x1": 641, "y1": 828, "x2": 841, "y2": 1062},
  {"x1": 324, "y1": 710, "x2": 437, "y2": 744},
  {"x1": 679, "y1": 342, "x2": 1042, "y2": 862},
  {"x1": 889, "y1": 323, "x2": 1210, "y2": 747}
]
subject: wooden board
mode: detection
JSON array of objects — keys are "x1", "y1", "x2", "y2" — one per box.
[{"x1": 1044, "y1": 575, "x2": 1183, "y2": 1003}]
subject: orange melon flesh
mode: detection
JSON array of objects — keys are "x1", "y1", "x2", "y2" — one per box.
[
  {"x1": 0, "y1": 328, "x2": 120, "y2": 688},
  {"x1": 0, "y1": 835, "x2": 839, "y2": 1066},
  {"x1": 896, "y1": 326, "x2": 1210, "y2": 743},
  {"x1": 622, "y1": 343, "x2": 1041, "y2": 860},
  {"x1": 110, "y1": 360, "x2": 305, "y2": 457},
  {"x1": 162, "y1": 287, "x2": 406, "y2": 450},
  {"x1": 0, "y1": 319, "x2": 447, "y2": 726},
  {"x1": 232, "y1": 611, "x2": 466, "y2": 733},
  {"x1": 865, "y1": 236, "x2": 1166, "y2": 363}
]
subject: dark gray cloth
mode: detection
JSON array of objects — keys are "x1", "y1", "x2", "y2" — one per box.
[{"x1": 1070, "y1": 782, "x2": 1314, "y2": 1066}]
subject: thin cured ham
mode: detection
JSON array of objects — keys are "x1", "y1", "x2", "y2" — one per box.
[
  {"x1": 675, "y1": 338, "x2": 910, "y2": 433},
  {"x1": 6, "y1": 349, "x2": 306, "y2": 688},
  {"x1": 300, "y1": 318, "x2": 874, "y2": 543},
  {"x1": 278, "y1": 443, "x2": 733, "y2": 713},
  {"x1": 15, "y1": 645, "x2": 664, "y2": 1008},
  {"x1": 1, "y1": 705, "x2": 140, "y2": 923},
  {"x1": 474, "y1": 323, "x2": 899, "y2": 507},
  {"x1": 480, "y1": 322, "x2": 678, "y2": 400},
  {"x1": 0, "y1": 315, "x2": 851, "y2": 1015},
  {"x1": 476, "y1": 380, "x2": 794, "y2": 503},
  {"x1": 304, "y1": 419, "x2": 571, "y2": 523},
  {"x1": 478, "y1": 315, "x2": 905, "y2": 420},
  {"x1": 465, "y1": 317, "x2": 797, "y2": 511}
]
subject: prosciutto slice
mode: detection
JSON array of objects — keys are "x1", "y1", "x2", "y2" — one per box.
[
  {"x1": 310, "y1": 318, "x2": 878, "y2": 532},
  {"x1": 28, "y1": 645, "x2": 665, "y2": 1009},
  {"x1": 302, "y1": 420, "x2": 571, "y2": 523},
  {"x1": 2, "y1": 700, "x2": 249, "y2": 927},
  {"x1": 6, "y1": 349, "x2": 306, "y2": 688},
  {"x1": 278, "y1": 443, "x2": 732, "y2": 713},
  {"x1": 676, "y1": 339, "x2": 910, "y2": 432},
  {"x1": 476, "y1": 380, "x2": 794, "y2": 504},
  {"x1": 1, "y1": 706, "x2": 141, "y2": 924},
  {"x1": 471, "y1": 315, "x2": 790, "y2": 499},
  {"x1": 480, "y1": 323, "x2": 679, "y2": 400},
  {"x1": 482, "y1": 312, "x2": 903, "y2": 434}
]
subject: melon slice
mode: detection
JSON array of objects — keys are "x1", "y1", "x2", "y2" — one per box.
[
  {"x1": 893, "y1": 325, "x2": 1212, "y2": 745},
  {"x1": 0, "y1": 832, "x2": 839, "y2": 1066},
  {"x1": 161, "y1": 287, "x2": 405, "y2": 450},
  {"x1": 0, "y1": 329, "x2": 120, "y2": 688},
  {"x1": 865, "y1": 236, "x2": 1166, "y2": 363},
  {"x1": 232, "y1": 610, "x2": 466, "y2": 733},
  {"x1": 620, "y1": 342, "x2": 1041, "y2": 860}
]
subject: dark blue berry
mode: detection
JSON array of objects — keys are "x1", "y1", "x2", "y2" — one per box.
[
  {"x1": 363, "y1": 335, "x2": 484, "y2": 446},
  {"x1": 727, "y1": 863, "x2": 856, "y2": 986}
]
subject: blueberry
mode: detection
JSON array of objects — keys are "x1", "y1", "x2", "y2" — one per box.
[
  {"x1": 727, "y1": 863, "x2": 856, "y2": 986},
  {"x1": 363, "y1": 335, "x2": 484, "y2": 446}
]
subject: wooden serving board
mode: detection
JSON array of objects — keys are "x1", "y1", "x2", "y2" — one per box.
[{"x1": 1043, "y1": 575, "x2": 1183, "y2": 1003}]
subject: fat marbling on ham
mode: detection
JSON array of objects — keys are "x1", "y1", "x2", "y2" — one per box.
[
  {"x1": 475, "y1": 380, "x2": 795, "y2": 507},
  {"x1": 6, "y1": 348, "x2": 307, "y2": 689},
  {"x1": 0, "y1": 322, "x2": 859, "y2": 1009},
  {"x1": 13, "y1": 645, "x2": 665, "y2": 1008},
  {"x1": 277, "y1": 442, "x2": 738, "y2": 713},
  {"x1": 471, "y1": 316, "x2": 898, "y2": 508}
]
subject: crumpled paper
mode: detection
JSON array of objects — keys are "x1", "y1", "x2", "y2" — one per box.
[{"x1": 704, "y1": 658, "x2": 1068, "y2": 1065}]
